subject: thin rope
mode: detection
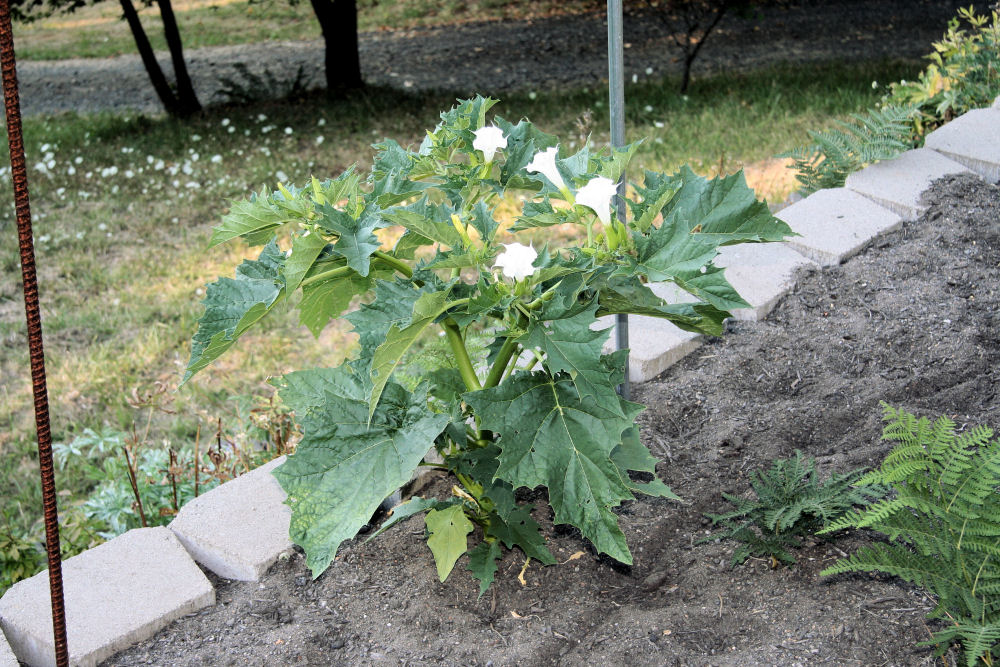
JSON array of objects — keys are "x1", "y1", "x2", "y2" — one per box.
[{"x1": 0, "y1": 0, "x2": 69, "y2": 664}]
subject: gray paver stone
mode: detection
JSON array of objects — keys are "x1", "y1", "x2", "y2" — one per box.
[
  {"x1": 924, "y1": 108, "x2": 1000, "y2": 182},
  {"x1": 845, "y1": 148, "x2": 972, "y2": 220},
  {"x1": 169, "y1": 456, "x2": 292, "y2": 581},
  {"x1": 0, "y1": 629, "x2": 17, "y2": 667},
  {"x1": 0, "y1": 527, "x2": 214, "y2": 667},
  {"x1": 714, "y1": 242, "x2": 815, "y2": 320},
  {"x1": 776, "y1": 187, "x2": 902, "y2": 266},
  {"x1": 601, "y1": 283, "x2": 702, "y2": 383},
  {"x1": 993, "y1": 96, "x2": 1000, "y2": 109}
]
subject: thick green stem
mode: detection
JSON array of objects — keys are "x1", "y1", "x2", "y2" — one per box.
[
  {"x1": 372, "y1": 250, "x2": 412, "y2": 278},
  {"x1": 300, "y1": 251, "x2": 412, "y2": 288},
  {"x1": 298, "y1": 264, "x2": 352, "y2": 288},
  {"x1": 484, "y1": 336, "x2": 519, "y2": 389},
  {"x1": 442, "y1": 318, "x2": 481, "y2": 391}
]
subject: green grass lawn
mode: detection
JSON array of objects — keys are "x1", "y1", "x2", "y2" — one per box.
[{"x1": 0, "y1": 56, "x2": 921, "y2": 587}]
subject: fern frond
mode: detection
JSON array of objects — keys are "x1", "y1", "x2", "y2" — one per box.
[
  {"x1": 827, "y1": 405, "x2": 1000, "y2": 662},
  {"x1": 927, "y1": 621, "x2": 1000, "y2": 667},
  {"x1": 780, "y1": 106, "x2": 916, "y2": 194}
]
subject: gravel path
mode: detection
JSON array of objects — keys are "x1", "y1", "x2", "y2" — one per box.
[{"x1": 16, "y1": 0, "x2": 970, "y2": 116}]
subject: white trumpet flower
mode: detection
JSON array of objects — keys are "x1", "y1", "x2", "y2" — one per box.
[
  {"x1": 576, "y1": 176, "x2": 618, "y2": 225},
  {"x1": 525, "y1": 147, "x2": 566, "y2": 191},
  {"x1": 494, "y1": 242, "x2": 538, "y2": 280},
  {"x1": 472, "y1": 126, "x2": 507, "y2": 162}
]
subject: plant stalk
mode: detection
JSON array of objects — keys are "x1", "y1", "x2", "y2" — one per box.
[
  {"x1": 484, "y1": 336, "x2": 520, "y2": 389},
  {"x1": 442, "y1": 318, "x2": 481, "y2": 391}
]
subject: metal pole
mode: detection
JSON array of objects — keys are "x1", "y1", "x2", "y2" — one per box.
[
  {"x1": 607, "y1": 0, "x2": 630, "y2": 400},
  {"x1": 0, "y1": 1, "x2": 70, "y2": 664}
]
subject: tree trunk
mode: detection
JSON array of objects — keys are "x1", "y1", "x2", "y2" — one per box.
[
  {"x1": 156, "y1": 0, "x2": 201, "y2": 115},
  {"x1": 118, "y1": 0, "x2": 184, "y2": 115},
  {"x1": 309, "y1": 0, "x2": 362, "y2": 95}
]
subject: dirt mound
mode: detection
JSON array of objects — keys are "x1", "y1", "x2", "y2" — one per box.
[{"x1": 103, "y1": 173, "x2": 1000, "y2": 666}]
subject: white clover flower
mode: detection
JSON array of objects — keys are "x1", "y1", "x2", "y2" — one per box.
[
  {"x1": 525, "y1": 147, "x2": 566, "y2": 190},
  {"x1": 645, "y1": 67, "x2": 654, "y2": 75},
  {"x1": 576, "y1": 176, "x2": 618, "y2": 225},
  {"x1": 494, "y1": 242, "x2": 538, "y2": 281},
  {"x1": 221, "y1": 118, "x2": 230, "y2": 127},
  {"x1": 472, "y1": 126, "x2": 506, "y2": 162},
  {"x1": 211, "y1": 155, "x2": 222, "y2": 164},
  {"x1": 191, "y1": 134, "x2": 202, "y2": 142},
  {"x1": 284, "y1": 127, "x2": 293, "y2": 135},
  {"x1": 315, "y1": 136, "x2": 325, "y2": 145}
]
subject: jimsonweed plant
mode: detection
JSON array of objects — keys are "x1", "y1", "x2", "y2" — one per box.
[{"x1": 184, "y1": 96, "x2": 792, "y2": 593}]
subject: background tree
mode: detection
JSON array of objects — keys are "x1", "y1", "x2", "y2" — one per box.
[
  {"x1": 306, "y1": 0, "x2": 362, "y2": 94},
  {"x1": 13, "y1": 0, "x2": 201, "y2": 116},
  {"x1": 643, "y1": 0, "x2": 790, "y2": 93}
]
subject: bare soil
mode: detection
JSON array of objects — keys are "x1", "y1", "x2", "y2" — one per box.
[{"x1": 102, "y1": 173, "x2": 1000, "y2": 666}]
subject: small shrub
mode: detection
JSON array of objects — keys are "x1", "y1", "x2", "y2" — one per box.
[
  {"x1": 883, "y1": 5, "x2": 1000, "y2": 138},
  {"x1": 704, "y1": 451, "x2": 882, "y2": 567},
  {"x1": 821, "y1": 403, "x2": 1000, "y2": 667},
  {"x1": 783, "y1": 5, "x2": 1000, "y2": 194}
]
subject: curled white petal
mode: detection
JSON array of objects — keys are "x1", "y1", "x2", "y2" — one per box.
[
  {"x1": 494, "y1": 242, "x2": 538, "y2": 280},
  {"x1": 525, "y1": 147, "x2": 566, "y2": 191},
  {"x1": 472, "y1": 126, "x2": 507, "y2": 162},
  {"x1": 576, "y1": 176, "x2": 618, "y2": 225}
]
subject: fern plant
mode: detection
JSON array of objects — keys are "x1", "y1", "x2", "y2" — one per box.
[
  {"x1": 779, "y1": 104, "x2": 916, "y2": 194},
  {"x1": 820, "y1": 403, "x2": 1000, "y2": 667},
  {"x1": 704, "y1": 451, "x2": 881, "y2": 567}
]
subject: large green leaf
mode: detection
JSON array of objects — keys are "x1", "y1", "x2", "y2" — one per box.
[
  {"x1": 284, "y1": 232, "x2": 328, "y2": 294},
  {"x1": 595, "y1": 277, "x2": 730, "y2": 336},
  {"x1": 512, "y1": 198, "x2": 577, "y2": 232},
  {"x1": 368, "y1": 289, "x2": 456, "y2": 419},
  {"x1": 519, "y1": 305, "x2": 619, "y2": 406},
  {"x1": 628, "y1": 170, "x2": 682, "y2": 232},
  {"x1": 494, "y1": 117, "x2": 558, "y2": 187},
  {"x1": 298, "y1": 267, "x2": 372, "y2": 337},
  {"x1": 465, "y1": 370, "x2": 643, "y2": 563},
  {"x1": 660, "y1": 165, "x2": 791, "y2": 243},
  {"x1": 489, "y1": 506, "x2": 556, "y2": 565},
  {"x1": 381, "y1": 197, "x2": 462, "y2": 248},
  {"x1": 316, "y1": 203, "x2": 381, "y2": 276},
  {"x1": 630, "y1": 166, "x2": 792, "y2": 308},
  {"x1": 612, "y1": 427, "x2": 681, "y2": 500},
  {"x1": 425, "y1": 505, "x2": 474, "y2": 582},
  {"x1": 467, "y1": 540, "x2": 503, "y2": 598},
  {"x1": 345, "y1": 279, "x2": 425, "y2": 388},
  {"x1": 272, "y1": 369, "x2": 449, "y2": 577},
  {"x1": 183, "y1": 241, "x2": 285, "y2": 383},
  {"x1": 209, "y1": 190, "x2": 291, "y2": 247}
]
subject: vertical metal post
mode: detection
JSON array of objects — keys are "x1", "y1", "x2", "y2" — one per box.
[
  {"x1": 0, "y1": 1, "x2": 70, "y2": 664},
  {"x1": 608, "y1": 0, "x2": 630, "y2": 400}
]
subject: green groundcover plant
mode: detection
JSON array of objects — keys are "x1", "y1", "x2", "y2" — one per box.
[{"x1": 184, "y1": 96, "x2": 792, "y2": 593}]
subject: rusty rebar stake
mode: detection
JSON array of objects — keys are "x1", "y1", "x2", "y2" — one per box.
[{"x1": 0, "y1": 0, "x2": 70, "y2": 664}]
